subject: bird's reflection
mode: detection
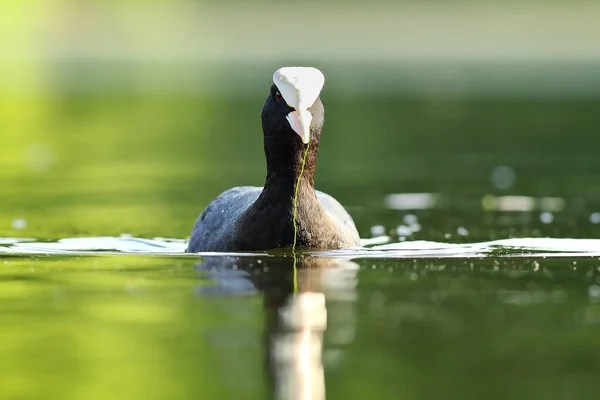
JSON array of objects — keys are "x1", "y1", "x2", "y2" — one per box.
[{"x1": 195, "y1": 254, "x2": 359, "y2": 400}]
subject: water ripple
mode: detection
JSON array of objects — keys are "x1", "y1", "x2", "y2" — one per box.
[{"x1": 2, "y1": 236, "x2": 600, "y2": 259}]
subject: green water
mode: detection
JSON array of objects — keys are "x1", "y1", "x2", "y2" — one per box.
[
  {"x1": 3, "y1": 71, "x2": 600, "y2": 398},
  {"x1": 3, "y1": 254, "x2": 600, "y2": 399}
]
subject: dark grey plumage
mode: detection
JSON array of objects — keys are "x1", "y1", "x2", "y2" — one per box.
[{"x1": 185, "y1": 80, "x2": 360, "y2": 253}]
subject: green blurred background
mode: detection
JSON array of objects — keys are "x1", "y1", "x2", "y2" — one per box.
[{"x1": 2, "y1": 0, "x2": 600, "y2": 240}]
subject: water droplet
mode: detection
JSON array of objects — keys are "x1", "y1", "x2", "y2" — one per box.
[
  {"x1": 11, "y1": 219, "x2": 27, "y2": 230},
  {"x1": 456, "y1": 226, "x2": 469, "y2": 236},
  {"x1": 370, "y1": 225, "x2": 385, "y2": 236},
  {"x1": 539, "y1": 212, "x2": 554, "y2": 224},
  {"x1": 591, "y1": 213, "x2": 600, "y2": 224},
  {"x1": 490, "y1": 165, "x2": 516, "y2": 190},
  {"x1": 403, "y1": 214, "x2": 418, "y2": 225},
  {"x1": 588, "y1": 285, "x2": 600, "y2": 300},
  {"x1": 396, "y1": 225, "x2": 412, "y2": 236}
]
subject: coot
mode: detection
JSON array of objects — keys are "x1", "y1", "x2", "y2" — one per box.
[{"x1": 186, "y1": 67, "x2": 360, "y2": 252}]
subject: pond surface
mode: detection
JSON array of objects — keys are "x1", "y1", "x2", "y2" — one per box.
[
  {"x1": 3, "y1": 239, "x2": 600, "y2": 399},
  {"x1": 2, "y1": 83, "x2": 600, "y2": 399}
]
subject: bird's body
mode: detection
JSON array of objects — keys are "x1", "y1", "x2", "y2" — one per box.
[
  {"x1": 185, "y1": 67, "x2": 360, "y2": 253},
  {"x1": 187, "y1": 186, "x2": 359, "y2": 252}
]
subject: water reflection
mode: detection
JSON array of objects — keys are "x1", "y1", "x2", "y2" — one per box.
[
  {"x1": 481, "y1": 195, "x2": 566, "y2": 212},
  {"x1": 195, "y1": 255, "x2": 359, "y2": 400},
  {"x1": 384, "y1": 193, "x2": 439, "y2": 210}
]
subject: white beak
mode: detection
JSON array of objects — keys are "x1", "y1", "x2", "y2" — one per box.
[
  {"x1": 273, "y1": 67, "x2": 325, "y2": 144},
  {"x1": 285, "y1": 109, "x2": 312, "y2": 144}
]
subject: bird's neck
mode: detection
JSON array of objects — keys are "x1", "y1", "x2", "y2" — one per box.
[
  {"x1": 242, "y1": 134, "x2": 323, "y2": 234},
  {"x1": 235, "y1": 133, "x2": 344, "y2": 250},
  {"x1": 262, "y1": 134, "x2": 320, "y2": 201}
]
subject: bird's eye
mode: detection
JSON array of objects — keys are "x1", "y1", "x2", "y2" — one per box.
[{"x1": 275, "y1": 91, "x2": 283, "y2": 102}]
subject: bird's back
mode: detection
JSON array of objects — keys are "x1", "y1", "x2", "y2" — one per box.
[{"x1": 186, "y1": 186, "x2": 262, "y2": 252}]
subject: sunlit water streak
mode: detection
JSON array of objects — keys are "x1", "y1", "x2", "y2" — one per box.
[{"x1": 2, "y1": 236, "x2": 600, "y2": 259}]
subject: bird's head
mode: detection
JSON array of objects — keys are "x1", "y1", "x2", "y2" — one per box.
[{"x1": 262, "y1": 66, "x2": 325, "y2": 144}]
